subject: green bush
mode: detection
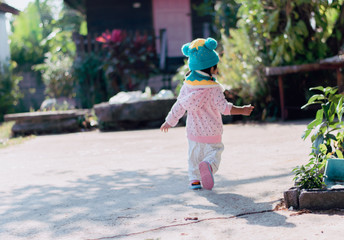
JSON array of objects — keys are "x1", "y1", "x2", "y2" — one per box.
[
  {"x1": 73, "y1": 53, "x2": 109, "y2": 108},
  {"x1": 0, "y1": 63, "x2": 23, "y2": 121},
  {"x1": 218, "y1": 28, "x2": 277, "y2": 120},
  {"x1": 31, "y1": 2, "x2": 85, "y2": 102},
  {"x1": 34, "y1": 51, "x2": 75, "y2": 98},
  {"x1": 293, "y1": 86, "x2": 344, "y2": 189}
]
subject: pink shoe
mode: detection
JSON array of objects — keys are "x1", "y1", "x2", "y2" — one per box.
[{"x1": 199, "y1": 161, "x2": 214, "y2": 190}]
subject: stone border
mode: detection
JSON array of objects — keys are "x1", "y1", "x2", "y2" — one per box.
[
  {"x1": 284, "y1": 187, "x2": 344, "y2": 210},
  {"x1": 4, "y1": 110, "x2": 89, "y2": 136}
]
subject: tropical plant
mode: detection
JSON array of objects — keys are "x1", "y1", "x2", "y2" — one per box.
[
  {"x1": 96, "y1": 29, "x2": 158, "y2": 92},
  {"x1": 32, "y1": 2, "x2": 85, "y2": 101},
  {"x1": 10, "y1": 0, "x2": 54, "y2": 71},
  {"x1": 72, "y1": 53, "x2": 109, "y2": 108},
  {"x1": 0, "y1": 63, "x2": 23, "y2": 121},
  {"x1": 293, "y1": 86, "x2": 344, "y2": 189}
]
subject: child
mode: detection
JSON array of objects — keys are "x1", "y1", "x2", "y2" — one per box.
[{"x1": 160, "y1": 38, "x2": 254, "y2": 190}]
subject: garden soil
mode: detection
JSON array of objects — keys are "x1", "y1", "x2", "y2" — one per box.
[{"x1": 1, "y1": 120, "x2": 344, "y2": 240}]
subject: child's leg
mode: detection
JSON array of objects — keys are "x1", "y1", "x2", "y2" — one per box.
[
  {"x1": 188, "y1": 140, "x2": 203, "y2": 181},
  {"x1": 202, "y1": 142, "x2": 224, "y2": 174},
  {"x1": 198, "y1": 142, "x2": 224, "y2": 190}
]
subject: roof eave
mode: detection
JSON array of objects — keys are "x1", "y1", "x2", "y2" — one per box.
[{"x1": 0, "y1": 3, "x2": 20, "y2": 15}]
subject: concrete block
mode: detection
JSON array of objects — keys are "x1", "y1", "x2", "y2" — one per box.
[
  {"x1": 299, "y1": 189, "x2": 344, "y2": 210},
  {"x1": 284, "y1": 187, "x2": 300, "y2": 209}
]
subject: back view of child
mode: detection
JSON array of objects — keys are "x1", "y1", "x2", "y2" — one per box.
[{"x1": 160, "y1": 38, "x2": 254, "y2": 190}]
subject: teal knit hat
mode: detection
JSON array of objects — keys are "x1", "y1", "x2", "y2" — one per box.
[{"x1": 181, "y1": 38, "x2": 219, "y2": 71}]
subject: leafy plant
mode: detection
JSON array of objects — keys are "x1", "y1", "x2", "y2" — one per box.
[
  {"x1": 293, "y1": 146, "x2": 328, "y2": 190},
  {"x1": 10, "y1": 0, "x2": 54, "y2": 71},
  {"x1": 0, "y1": 63, "x2": 23, "y2": 121},
  {"x1": 96, "y1": 29, "x2": 158, "y2": 92},
  {"x1": 301, "y1": 86, "x2": 344, "y2": 157},
  {"x1": 189, "y1": 1, "x2": 344, "y2": 121},
  {"x1": 293, "y1": 86, "x2": 344, "y2": 189},
  {"x1": 34, "y1": 52, "x2": 75, "y2": 98},
  {"x1": 218, "y1": 27, "x2": 277, "y2": 120},
  {"x1": 32, "y1": 2, "x2": 85, "y2": 103},
  {"x1": 72, "y1": 53, "x2": 109, "y2": 108}
]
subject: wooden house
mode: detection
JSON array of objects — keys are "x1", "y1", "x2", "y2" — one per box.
[
  {"x1": 64, "y1": 0, "x2": 212, "y2": 69},
  {"x1": 0, "y1": 3, "x2": 19, "y2": 64}
]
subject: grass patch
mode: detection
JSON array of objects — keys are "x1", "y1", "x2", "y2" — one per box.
[{"x1": 0, "y1": 121, "x2": 34, "y2": 149}]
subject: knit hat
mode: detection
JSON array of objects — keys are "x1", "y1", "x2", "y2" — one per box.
[{"x1": 181, "y1": 38, "x2": 219, "y2": 71}]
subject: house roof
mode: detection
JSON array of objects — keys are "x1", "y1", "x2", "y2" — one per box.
[
  {"x1": 0, "y1": 3, "x2": 20, "y2": 15},
  {"x1": 63, "y1": 0, "x2": 85, "y2": 14}
]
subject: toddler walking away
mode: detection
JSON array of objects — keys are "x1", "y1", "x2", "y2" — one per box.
[{"x1": 160, "y1": 37, "x2": 254, "y2": 190}]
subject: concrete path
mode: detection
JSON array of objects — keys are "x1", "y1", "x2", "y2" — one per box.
[{"x1": 0, "y1": 121, "x2": 344, "y2": 240}]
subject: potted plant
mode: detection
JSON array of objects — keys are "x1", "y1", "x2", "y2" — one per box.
[
  {"x1": 293, "y1": 86, "x2": 344, "y2": 189},
  {"x1": 285, "y1": 86, "x2": 344, "y2": 209}
]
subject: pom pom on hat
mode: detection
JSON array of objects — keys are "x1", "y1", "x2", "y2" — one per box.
[
  {"x1": 181, "y1": 37, "x2": 219, "y2": 70},
  {"x1": 205, "y1": 38, "x2": 217, "y2": 50},
  {"x1": 182, "y1": 43, "x2": 190, "y2": 57}
]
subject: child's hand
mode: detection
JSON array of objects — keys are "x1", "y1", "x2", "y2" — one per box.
[
  {"x1": 160, "y1": 121, "x2": 172, "y2": 132},
  {"x1": 242, "y1": 104, "x2": 254, "y2": 116}
]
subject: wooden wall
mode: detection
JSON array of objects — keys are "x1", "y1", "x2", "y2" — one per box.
[{"x1": 86, "y1": 0, "x2": 153, "y2": 33}]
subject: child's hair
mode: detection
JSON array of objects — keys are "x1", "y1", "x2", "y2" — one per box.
[
  {"x1": 185, "y1": 64, "x2": 217, "y2": 79},
  {"x1": 201, "y1": 64, "x2": 217, "y2": 78}
]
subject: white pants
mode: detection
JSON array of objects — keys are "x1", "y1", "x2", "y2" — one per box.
[{"x1": 188, "y1": 139, "x2": 224, "y2": 181}]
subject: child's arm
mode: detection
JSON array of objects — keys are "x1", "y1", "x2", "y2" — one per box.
[
  {"x1": 160, "y1": 104, "x2": 185, "y2": 132},
  {"x1": 230, "y1": 104, "x2": 254, "y2": 116},
  {"x1": 160, "y1": 86, "x2": 187, "y2": 132}
]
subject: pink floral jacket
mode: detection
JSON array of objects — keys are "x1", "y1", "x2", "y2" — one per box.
[{"x1": 166, "y1": 71, "x2": 233, "y2": 143}]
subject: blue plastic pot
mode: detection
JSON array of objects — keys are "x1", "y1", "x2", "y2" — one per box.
[{"x1": 324, "y1": 158, "x2": 344, "y2": 189}]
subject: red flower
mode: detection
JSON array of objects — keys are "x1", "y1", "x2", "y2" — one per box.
[
  {"x1": 96, "y1": 30, "x2": 111, "y2": 43},
  {"x1": 111, "y1": 29, "x2": 124, "y2": 43}
]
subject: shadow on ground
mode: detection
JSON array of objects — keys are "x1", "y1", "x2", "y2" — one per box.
[{"x1": 0, "y1": 167, "x2": 299, "y2": 239}]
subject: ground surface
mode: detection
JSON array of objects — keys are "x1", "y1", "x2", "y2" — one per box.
[{"x1": 1, "y1": 121, "x2": 344, "y2": 240}]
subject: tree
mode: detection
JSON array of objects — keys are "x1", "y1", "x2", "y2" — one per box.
[
  {"x1": 326, "y1": 4, "x2": 344, "y2": 55},
  {"x1": 0, "y1": 63, "x2": 22, "y2": 121},
  {"x1": 33, "y1": 2, "x2": 86, "y2": 99},
  {"x1": 9, "y1": 0, "x2": 54, "y2": 71},
  {"x1": 216, "y1": 0, "x2": 344, "y2": 120}
]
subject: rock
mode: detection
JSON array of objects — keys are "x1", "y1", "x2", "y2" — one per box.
[
  {"x1": 94, "y1": 99, "x2": 177, "y2": 131},
  {"x1": 4, "y1": 110, "x2": 88, "y2": 136}
]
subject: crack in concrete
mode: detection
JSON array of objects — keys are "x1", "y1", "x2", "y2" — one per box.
[{"x1": 87, "y1": 209, "x2": 277, "y2": 240}]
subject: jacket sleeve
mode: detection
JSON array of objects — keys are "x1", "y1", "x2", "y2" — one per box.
[
  {"x1": 165, "y1": 86, "x2": 187, "y2": 127},
  {"x1": 213, "y1": 87, "x2": 233, "y2": 115}
]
